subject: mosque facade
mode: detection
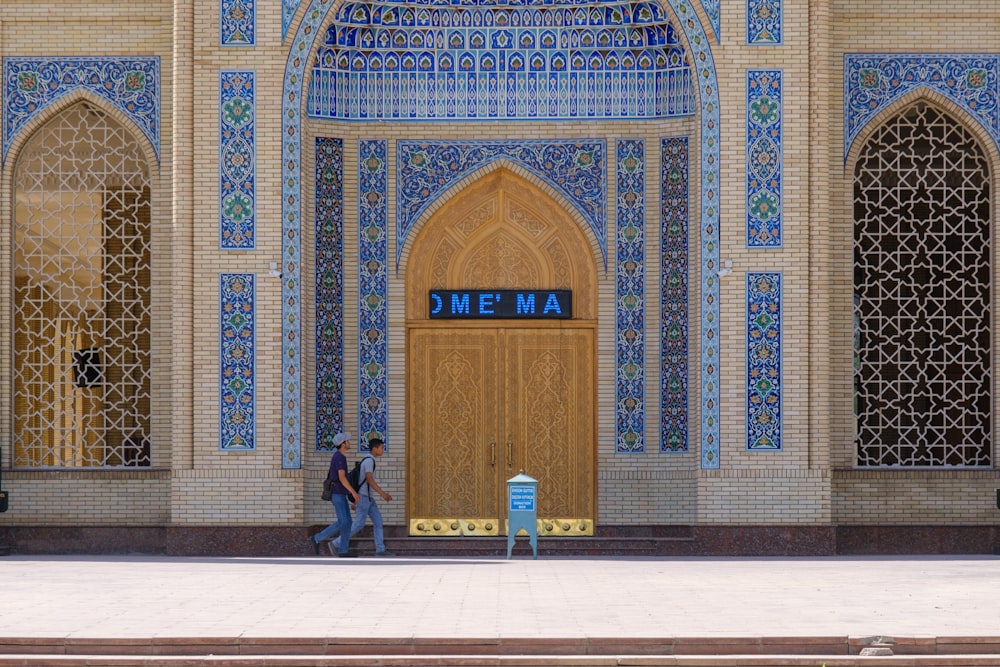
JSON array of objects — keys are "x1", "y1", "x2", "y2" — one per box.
[{"x1": 1, "y1": 0, "x2": 999, "y2": 554}]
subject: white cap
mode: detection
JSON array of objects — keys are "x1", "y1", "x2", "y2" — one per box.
[{"x1": 332, "y1": 432, "x2": 351, "y2": 447}]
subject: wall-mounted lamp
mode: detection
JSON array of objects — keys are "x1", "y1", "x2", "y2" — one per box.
[
  {"x1": 718, "y1": 259, "x2": 733, "y2": 277},
  {"x1": 269, "y1": 262, "x2": 282, "y2": 278}
]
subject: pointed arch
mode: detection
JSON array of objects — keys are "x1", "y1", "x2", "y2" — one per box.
[{"x1": 397, "y1": 154, "x2": 604, "y2": 275}]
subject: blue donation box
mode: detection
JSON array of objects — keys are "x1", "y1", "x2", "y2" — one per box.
[{"x1": 506, "y1": 470, "x2": 538, "y2": 560}]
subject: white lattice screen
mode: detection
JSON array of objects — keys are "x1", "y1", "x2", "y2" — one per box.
[
  {"x1": 853, "y1": 103, "x2": 992, "y2": 467},
  {"x1": 12, "y1": 103, "x2": 152, "y2": 467}
]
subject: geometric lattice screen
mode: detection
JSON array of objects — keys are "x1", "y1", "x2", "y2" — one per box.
[
  {"x1": 13, "y1": 102, "x2": 152, "y2": 467},
  {"x1": 853, "y1": 103, "x2": 992, "y2": 467}
]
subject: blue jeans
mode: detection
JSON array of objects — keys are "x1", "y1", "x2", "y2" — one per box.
[
  {"x1": 314, "y1": 493, "x2": 352, "y2": 554},
  {"x1": 349, "y1": 493, "x2": 385, "y2": 553}
]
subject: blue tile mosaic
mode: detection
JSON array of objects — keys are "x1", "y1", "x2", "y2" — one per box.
[
  {"x1": 281, "y1": 0, "x2": 332, "y2": 469},
  {"x1": 358, "y1": 140, "x2": 389, "y2": 451},
  {"x1": 315, "y1": 138, "x2": 345, "y2": 451},
  {"x1": 845, "y1": 54, "x2": 1000, "y2": 160},
  {"x1": 397, "y1": 140, "x2": 607, "y2": 268},
  {"x1": 220, "y1": 273, "x2": 256, "y2": 451},
  {"x1": 284, "y1": 0, "x2": 301, "y2": 40},
  {"x1": 616, "y1": 139, "x2": 646, "y2": 454},
  {"x1": 220, "y1": 71, "x2": 256, "y2": 250},
  {"x1": 747, "y1": 69, "x2": 781, "y2": 248},
  {"x1": 666, "y1": 0, "x2": 722, "y2": 469},
  {"x1": 747, "y1": 0, "x2": 780, "y2": 45},
  {"x1": 221, "y1": 0, "x2": 256, "y2": 46},
  {"x1": 702, "y1": 0, "x2": 720, "y2": 42},
  {"x1": 746, "y1": 272, "x2": 781, "y2": 451},
  {"x1": 3, "y1": 57, "x2": 160, "y2": 164},
  {"x1": 308, "y1": 0, "x2": 695, "y2": 121},
  {"x1": 282, "y1": 0, "x2": 721, "y2": 469},
  {"x1": 660, "y1": 136, "x2": 689, "y2": 453}
]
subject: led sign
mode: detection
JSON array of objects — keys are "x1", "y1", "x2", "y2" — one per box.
[{"x1": 429, "y1": 290, "x2": 572, "y2": 319}]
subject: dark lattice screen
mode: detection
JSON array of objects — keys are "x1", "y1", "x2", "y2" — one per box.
[{"x1": 854, "y1": 103, "x2": 992, "y2": 467}]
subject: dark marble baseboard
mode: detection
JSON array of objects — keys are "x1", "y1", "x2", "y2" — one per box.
[{"x1": 1, "y1": 524, "x2": 998, "y2": 557}]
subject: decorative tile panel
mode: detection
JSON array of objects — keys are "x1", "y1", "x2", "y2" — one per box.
[
  {"x1": 616, "y1": 140, "x2": 645, "y2": 454},
  {"x1": 358, "y1": 140, "x2": 389, "y2": 451},
  {"x1": 221, "y1": 0, "x2": 255, "y2": 46},
  {"x1": 746, "y1": 272, "x2": 781, "y2": 450},
  {"x1": 702, "y1": 0, "x2": 720, "y2": 42},
  {"x1": 308, "y1": 0, "x2": 695, "y2": 121},
  {"x1": 747, "y1": 0, "x2": 780, "y2": 45},
  {"x1": 845, "y1": 54, "x2": 1000, "y2": 160},
  {"x1": 747, "y1": 69, "x2": 782, "y2": 247},
  {"x1": 667, "y1": 0, "x2": 722, "y2": 469},
  {"x1": 281, "y1": 0, "x2": 332, "y2": 469},
  {"x1": 3, "y1": 57, "x2": 160, "y2": 164},
  {"x1": 282, "y1": 0, "x2": 721, "y2": 468},
  {"x1": 284, "y1": 0, "x2": 300, "y2": 40},
  {"x1": 397, "y1": 140, "x2": 607, "y2": 267},
  {"x1": 315, "y1": 138, "x2": 345, "y2": 451},
  {"x1": 661, "y1": 137, "x2": 689, "y2": 453},
  {"x1": 220, "y1": 274, "x2": 256, "y2": 451},
  {"x1": 220, "y1": 71, "x2": 256, "y2": 250}
]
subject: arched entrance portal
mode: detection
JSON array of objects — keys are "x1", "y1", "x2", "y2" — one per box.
[{"x1": 406, "y1": 169, "x2": 598, "y2": 536}]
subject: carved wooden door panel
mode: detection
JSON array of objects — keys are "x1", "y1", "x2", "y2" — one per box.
[
  {"x1": 408, "y1": 326, "x2": 594, "y2": 536},
  {"x1": 503, "y1": 328, "x2": 594, "y2": 523},
  {"x1": 408, "y1": 328, "x2": 501, "y2": 526}
]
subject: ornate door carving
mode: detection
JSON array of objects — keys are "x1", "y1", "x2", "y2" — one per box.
[
  {"x1": 407, "y1": 326, "x2": 594, "y2": 535},
  {"x1": 406, "y1": 169, "x2": 597, "y2": 536}
]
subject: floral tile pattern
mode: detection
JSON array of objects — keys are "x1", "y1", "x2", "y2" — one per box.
[
  {"x1": 220, "y1": 71, "x2": 256, "y2": 250},
  {"x1": 315, "y1": 138, "x2": 345, "y2": 451},
  {"x1": 221, "y1": 0, "x2": 255, "y2": 46},
  {"x1": 220, "y1": 274, "x2": 256, "y2": 451},
  {"x1": 358, "y1": 140, "x2": 389, "y2": 451},
  {"x1": 747, "y1": 0, "x2": 780, "y2": 45},
  {"x1": 845, "y1": 54, "x2": 1000, "y2": 160},
  {"x1": 746, "y1": 272, "x2": 781, "y2": 451},
  {"x1": 308, "y1": 0, "x2": 695, "y2": 121},
  {"x1": 747, "y1": 69, "x2": 782, "y2": 248},
  {"x1": 616, "y1": 140, "x2": 646, "y2": 454},
  {"x1": 3, "y1": 57, "x2": 160, "y2": 164},
  {"x1": 397, "y1": 140, "x2": 607, "y2": 267},
  {"x1": 661, "y1": 137, "x2": 689, "y2": 453}
]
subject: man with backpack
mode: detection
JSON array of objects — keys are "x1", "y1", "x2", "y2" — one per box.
[
  {"x1": 345, "y1": 437, "x2": 395, "y2": 556},
  {"x1": 310, "y1": 432, "x2": 360, "y2": 558}
]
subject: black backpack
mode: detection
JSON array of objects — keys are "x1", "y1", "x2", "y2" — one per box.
[{"x1": 347, "y1": 456, "x2": 373, "y2": 495}]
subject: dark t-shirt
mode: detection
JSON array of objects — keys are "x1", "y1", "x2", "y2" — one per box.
[{"x1": 327, "y1": 450, "x2": 349, "y2": 495}]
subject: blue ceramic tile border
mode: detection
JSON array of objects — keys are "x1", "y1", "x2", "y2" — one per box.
[
  {"x1": 221, "y1": 0, "x2": 256, "y2": 46},
  {"x1": 616, "y1": 139, "x2": 646, "y2": 454},
  {"x1": 3, "y1": 57, "x2": 160, "y2": 165},
  {"x1": 747, "y1": 69, "x2": 781, "y2": 248},
  {"x1": 220, "y1": 273, "x2": 256, "y2": 451},
  {"x1": 315, "y1": 138, "x2": 345, "y2": 451},
  {"x1": 845, "y1": 54, "x2": 1000, "y2": 160},
  {"x1": 220, "y1": 71, "x2": 256, "y2": 250},
  {"x1": 358, "y1": 140, "x2": 389, "y2": 451},
  {"x1": 747, "y1": 0, "x2": 780, "y2": 45},
  {"x1": 746, "y1": 272, "x2": 781, "y2": 450},
  {"x1": 661, "y1": 136, "x2": 689, "y2": 453},
  {"x1": 397, "y1": 140, "x2": 607, "y2": 269}
]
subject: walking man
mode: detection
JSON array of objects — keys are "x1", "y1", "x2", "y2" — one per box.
[
  {"x1": 346, "y1": 437, "x2": 394, "y2": 556},
  {"x1": 311, "y1": 432, "x2": 360, "y2": 557}
]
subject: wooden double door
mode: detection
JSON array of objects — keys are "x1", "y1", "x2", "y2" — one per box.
[{"x1": 407, "y1": 324, "x2": 595, "y2": 535}]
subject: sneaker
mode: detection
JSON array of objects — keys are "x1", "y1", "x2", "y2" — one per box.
[
  {"x1": 308, "y1": 536, "x2": 320, "y2": 556},
  {"x1": 374, "y1": 550, "x2": 396, "y2": 557},
  {"x1": 327, "y1": 540, "x2": 339, "y2": 556},
  {"x1": 337, "y1": 551, "x2": 359, "y2": 558}
]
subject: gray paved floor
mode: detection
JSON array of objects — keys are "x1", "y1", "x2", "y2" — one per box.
[{"x1": 2, "y1": 555, "x2": 999, "y2": 640}]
